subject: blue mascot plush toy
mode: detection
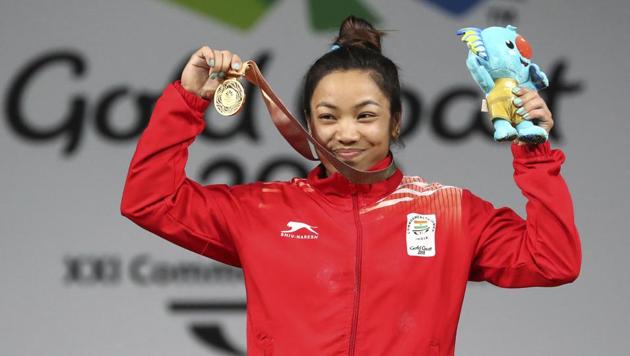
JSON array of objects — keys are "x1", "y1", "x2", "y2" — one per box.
[{"x1": 457, "y1": 25, "x2": 549, "y2": 143}]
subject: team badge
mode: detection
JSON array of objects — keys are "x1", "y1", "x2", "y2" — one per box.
[{"x1": 406, "y1": 213, "x2": 436, "y2": 257}]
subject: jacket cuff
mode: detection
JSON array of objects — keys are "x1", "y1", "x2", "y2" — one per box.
[
  {"x1": 172, "y1": 80, "x2": 211, "y2": 113},
  {"x1": 511, "y1": 140, "x2": 552, "y2": 158}
]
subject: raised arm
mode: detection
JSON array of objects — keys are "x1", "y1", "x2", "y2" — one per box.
[
  {"x1": 465, "y1": 85, "x2": 581, "y2": 287},
  {"x1": 465, "y1": 141, "x2": 581, "y2": 287},
  {"x1": 121, "y1": 47, "x2": 244, "y2": 267}
]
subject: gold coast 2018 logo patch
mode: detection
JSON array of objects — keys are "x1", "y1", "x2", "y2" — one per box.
[{"x1": 406, "y1": 213, "x2": 436, "y2": 257}]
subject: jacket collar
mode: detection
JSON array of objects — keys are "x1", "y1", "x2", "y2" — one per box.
[{"x1": 307, "y1": 153, "x2": 403, "y2": 202}]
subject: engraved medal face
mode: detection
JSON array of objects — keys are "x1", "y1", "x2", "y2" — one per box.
[{"x1": 214, "y1": 78, "x2": 245, "y2": 116}]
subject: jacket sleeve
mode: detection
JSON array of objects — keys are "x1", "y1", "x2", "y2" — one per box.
[
  {"x1": 120, "y1": 80, "x2": 241, "y2": 267},
  {"x1": 465, "y1": 141, "x2": 581, "y2": 287}
]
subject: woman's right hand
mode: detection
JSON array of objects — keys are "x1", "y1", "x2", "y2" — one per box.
[{"x1": 180, "y1": 46, "x2": 243, "y2": 100}]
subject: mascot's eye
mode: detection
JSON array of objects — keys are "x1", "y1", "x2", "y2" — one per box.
[
  {"x1": 505, "y1": 40, "x2": 515, "y2": 49},
  {"x1": 516, "y1": 35, "x2": 533, "y2": 59}
]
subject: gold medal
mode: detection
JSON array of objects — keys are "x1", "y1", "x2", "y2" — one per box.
[{"x1": 214, "y1": 77, "x2": 245, "y2": 116}]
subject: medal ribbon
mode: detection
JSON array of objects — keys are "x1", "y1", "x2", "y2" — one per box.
[{"x1": 223, "y1": 60, "x2": 397, "y2": 184}]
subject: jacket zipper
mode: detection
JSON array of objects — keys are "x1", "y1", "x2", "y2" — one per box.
[{"x1": 348, "y1": 192, "x2": 363, "y2": 356}]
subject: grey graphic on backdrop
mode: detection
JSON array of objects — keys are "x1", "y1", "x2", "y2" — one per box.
[{"x1": 63, "y1": 254, "x2": 246, "y2": 354}]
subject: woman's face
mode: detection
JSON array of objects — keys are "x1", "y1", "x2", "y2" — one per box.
[{"x1": 308, "y1": 69, "x2": 400, "y2": 175}]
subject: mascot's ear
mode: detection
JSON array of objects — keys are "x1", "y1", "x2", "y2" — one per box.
[{"x1": 457, "y1": 27, "x2": 488, "y2": 61}]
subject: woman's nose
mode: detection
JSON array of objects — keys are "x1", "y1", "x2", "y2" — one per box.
[{"x1": 335, "y1": 119, "x2": 360, "y2": 144}]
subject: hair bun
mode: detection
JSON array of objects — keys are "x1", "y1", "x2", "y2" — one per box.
[{"x1": 335, "y1": 15, "x2": 384, "y2": 53}]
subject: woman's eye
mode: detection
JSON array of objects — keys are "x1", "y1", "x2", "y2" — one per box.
[
  {"x1": 505, "y1": 40, "x2": 515, "y2": 49},
  {"x1": 358, "y1": 113, "x2": 375, "y2": 119},
  {"x1": 319, "y1": 114, "x2": 334, "y2": 120}
]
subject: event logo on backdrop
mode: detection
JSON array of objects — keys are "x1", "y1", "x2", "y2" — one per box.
[
  {"x1": 423, "y1": 0, "x2": 484, "y2": 16},
  {"x1": 3, "y1": 1, "x2": 584, "y2": 354},
  {"x1": 165, "y1": 0, "x2": 381, "y2": 32}
]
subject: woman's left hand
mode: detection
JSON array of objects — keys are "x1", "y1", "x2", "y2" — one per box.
[{"x1": 512, "y1": 86, "x2": 554, "y2": 143}]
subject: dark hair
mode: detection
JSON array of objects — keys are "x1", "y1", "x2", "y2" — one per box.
[{"x1": 301, "y1": 15, "x2": 403, "y2": 146}]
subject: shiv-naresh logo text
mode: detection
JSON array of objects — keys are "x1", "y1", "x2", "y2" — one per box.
[{"x1": 280, "y1": 221, "x2": 319, "y2": 239}]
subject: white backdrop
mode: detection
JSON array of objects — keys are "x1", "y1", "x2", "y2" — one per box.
[{"x1": 2, "y1": 0, "x2": 629, "y2": 355}]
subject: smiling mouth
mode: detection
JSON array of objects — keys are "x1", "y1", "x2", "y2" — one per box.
[
  {"x1": 520, "y1": 58, "x2": 529, "y2": 67},
  {"x1": 334, "y1": 149, "x2": 364, "y2": 160}
]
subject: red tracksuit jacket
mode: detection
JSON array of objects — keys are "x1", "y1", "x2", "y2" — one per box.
[{"x1": 120, "y1": 81, "x2": 581, "y2": 356}]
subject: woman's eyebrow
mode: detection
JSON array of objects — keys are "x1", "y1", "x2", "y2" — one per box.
[
  {"x1": 316, "y1": 101, "x2": 337, "y2": 109},
  {"x1": 316, "y1": 100, "x2": 381, "y2": 109},
  {"x1": 354, "y1": 99, "x2": 380, "y2": 108}
]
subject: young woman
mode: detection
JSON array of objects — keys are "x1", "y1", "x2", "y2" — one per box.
[{"x1": 121, "y1": 16, "x2": 581, "y2": 356}]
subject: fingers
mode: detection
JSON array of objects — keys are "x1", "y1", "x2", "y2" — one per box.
[
  {"x1": 190, "y1": 46, "x2": 217, "y2": 81},
  {"x1": 526, "y1": 108, "x2": 554, "y2": 132},
  {"x1": 206, "y1": 49, "x2": 244, "y2": 80},
  {"x1": 230, "y1": 53, "x2": 242, "y2": 72},
  {"x1": 199, "y1": 46, "x2": 214, "y2": 67},
  {"x1": 512, "y1": 86, "x2": 554, "y2": 132},
  {"x1": 221, "y1": 51, "x2": 232, "y2": 79},
  {"x1": 211, "y1": 49, "x2": 223, "y2": 79},
  {"x1": 215, "y1": 49, "x2": 228, "y2": 79},
  {"x1": 521, "y1": 98, "x2": 546, "y2": 117},
  {"x1": 181, "y1": 46, "x2": 244, "y2": 98}
]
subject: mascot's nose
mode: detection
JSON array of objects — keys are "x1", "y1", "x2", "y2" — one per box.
[{"x1": 516, "y1": 35, "x2": 533, "y2": 59}]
